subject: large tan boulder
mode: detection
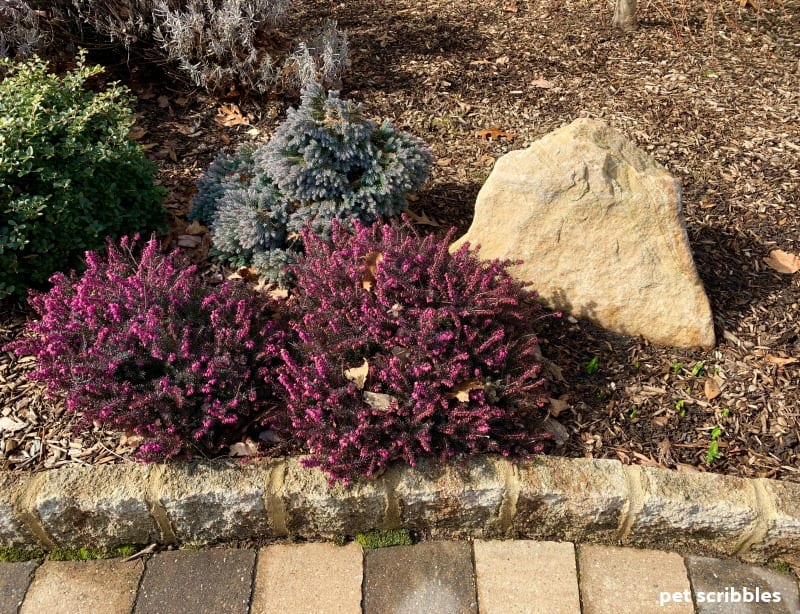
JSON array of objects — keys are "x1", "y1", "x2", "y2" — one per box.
[{"x1": 451, "y1": 118, "x2": 715, "y2": 348}]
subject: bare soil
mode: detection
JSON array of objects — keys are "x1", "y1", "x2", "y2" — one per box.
[{"x1": 1, "y1": 0, "x2": 798, "y2": 481}]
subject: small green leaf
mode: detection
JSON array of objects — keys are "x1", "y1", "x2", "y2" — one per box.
[
  {"x1": 705, "y1": 439, "x2": 720, "y2": 464},
  {"x1": 691, "y1": 361, "x2": 705, "y2": 377},
  {"x1": 585, "y1": 356, "x2": 600, "y2": 375}
]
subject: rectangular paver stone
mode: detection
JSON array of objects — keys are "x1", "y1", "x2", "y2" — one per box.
[
  {"x1": 395, "y1": 457, "x2": 509, "y2": 538},
  {"x1": 20, "y1": 559, "x2": 143, "y2": 614},
  {"x1": 282, "y1": 458, "x2": 388, "y2": 538},
  {"x1": 0, "y1": 474, "x2": 35, "y2": 548},
  {"x1": 686, "y1": 555, "x2": 800, "y2": 613},
  {"x1": 626, "y1": 466, "x2": 760, "y2": 556},
  {"x1": 474, "y1": 540, "x2": 581, "y2": 614},
  {"x1": 363, "y1": 541, "x2": 477, "y2": 614},
  {"x1": 134, "y1": 549, "x2": 255, "y2": 614},
  {"x1": 153, "y1": 459, "x2": 274, "y2": 545},
  {"x1": 744, "y1": 479, "x2": 800, "y2": 566},
  {"x1": 31, "y1": 464, "x2": 159, "y2": 549},
  {"x1": 251, "y1": 542, "x2": 362, "y2": 613},
  {"x1": 0, "y1": 561, "x2": 37, "y2": 614},
  {"x1": 578, "y1": 544, "x2": 693, "y2": 614},
  {"x1": 512, "y1": 457, "x2": 627, "y2": 542}
]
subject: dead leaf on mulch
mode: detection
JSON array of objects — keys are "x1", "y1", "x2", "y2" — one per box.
[
  {"x1": 704, "y1": 378, "x2": 722, "y2": 400},
  {"x1": 475, "y1": 126, "x2": 515, "y2": 141},
  {"x1": 405, "y1": 210, "x2": 441, "y2": 227},
  {"x1": 548, "y1": 396, "x2": 570, "y2": 417},
  {"x1": 184, "y1": 220, "x2": 208, "y2": 235},
  {"x1": 176, "y1": 234, "x2": 202, "y2": 248},
  {"x1": 531, "y1": 78, "x2": 555, "y2": 89},
  {"x1": 763, "y1": 249, "x2": 800, "y2": 274},
  {"x1": 128, "y1": 125, "x2": 147, "y2": 140},
  {"x1": 765, "y1": 354, "x2": 798, "y2": 368},
  {"x1": 215, "y1": 103, "x2": 250, "y2": 127},
  {"x1": 344, "y1": 359, "x2": 369, "y2": 389}
]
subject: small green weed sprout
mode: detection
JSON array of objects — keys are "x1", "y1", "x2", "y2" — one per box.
[
  {"x1": 691, "y1": 361, "x2": 705, "y2": 377},
  {"x1": 675, "y1": 399, "x2": 686, "y2": 416},
  {"x1": 671, "y1": 361, "x2": 682, "y2": 374},
  {"x1": 585, "y1": 356, "x2": 600, "y2": 375},
  {"x1": 705, "y1": 425, "x2": 723, "y2": 464}
]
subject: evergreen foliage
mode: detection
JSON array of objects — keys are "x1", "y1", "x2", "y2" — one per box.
[
  {"x1": 0, "y1": 53, "x2": 165, "y2": 298},
  {"x1": 192, "y1": 86, "x2": 433, "y2": 285}
]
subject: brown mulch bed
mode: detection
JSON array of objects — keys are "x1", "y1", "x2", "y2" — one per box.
[{"x1": 1, "y1": 0, "x2": 798, "y2": 481}]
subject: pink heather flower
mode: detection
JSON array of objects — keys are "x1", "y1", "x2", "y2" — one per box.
[
  {"x1": 280, "y1": 217, "x2": 553, "y2": 485},
  {"x1": 3, "y1": 234, "x2": 289, "y2": 462}
]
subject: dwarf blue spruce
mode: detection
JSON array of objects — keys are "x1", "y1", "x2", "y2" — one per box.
[{"x1": 191, "y1": 85, "x2": 433, "y2": 285}]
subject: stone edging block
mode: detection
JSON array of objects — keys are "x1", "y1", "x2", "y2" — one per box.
[{"x1": 1, "y1": 455, "x2": 799, "y2": 566}]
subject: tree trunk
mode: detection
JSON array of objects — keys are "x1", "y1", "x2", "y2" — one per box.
[{"x1": 613, "y1": 0, "x2": 638, "y2": 31}]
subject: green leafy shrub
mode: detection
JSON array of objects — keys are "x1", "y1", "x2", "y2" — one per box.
[
  {"x1": 191, "y1": 86, "x2": 433, "y2": 285},
  {"x1": 0, "y1": 53, "x2": 166, "y2": 298}
]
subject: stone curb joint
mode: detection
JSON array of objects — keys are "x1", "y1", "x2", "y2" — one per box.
[{"x1": 1, "y1": 456, "x2": 798, "y2": 566}]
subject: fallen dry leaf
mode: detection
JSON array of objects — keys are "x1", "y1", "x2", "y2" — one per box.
[
  {"x1": 227, "y1": 266, "x2": 260, "y2": 282},
  {"x1": 476, "y1": 126, "x2": 515, "y2": 141},
  {"x1": 763, "y1": 249, "x2": 800, "y2": 274},
  {"x1": 448, "y1": 380, "x2": 484, "y2": 402},
  {"x1": 344, "y1": 359, "x2": 369, "y2": 389},
  {"x1": 185, "y1": 220, "x2": 207, "y2": 235},
  {"x1": 405, "y1": 210, "x2": 441, "y2": 227},
  {"x1": 128, "y1": 126, "x2": 147, "y2": 140},
  {"x1": 704, "y1": 378, "x2": 722, "y2": 400},
  {"x1": 229, "y1": 439, "x2": 259, "y2": 457},
  {"x1": 268, "y1": 287, "x2": 290, "y2": 300},
  {"x1": 176, "y1": 234, "x2": 202, "y2": 248},
  {"x1": 542, "y1": 416, "x2": 569, "y2": 446},
  {"x1": 503, "y1": 0, "x2": 519, "y2": 12},
  {"x1": 363, "y1": 391, "x2": 397, "y2": 411},
  {"x1": 531, "y1": 78, "x2": 555, "y2": 89},
  {"x1": 548, "y1": 396, "x2": 569, "y2": 417},
  {"x1": 0, "y1": 416, "x2": 26, "y2": 433},
  {"x1": 361, "y1": 251, "x2": 384, "y2": 290},
  {"x1": 765, "y1": 354, "x2": 798, "y2": 368},
  {"x1": 215, "y1": 103, "x2": 249, "y2": 127}
]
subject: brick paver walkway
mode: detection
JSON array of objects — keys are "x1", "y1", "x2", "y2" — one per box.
[{"x1": 1, "y1": 541, "x2": 798, "y2": 613}]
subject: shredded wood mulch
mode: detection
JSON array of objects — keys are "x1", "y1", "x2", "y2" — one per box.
[{"x1": 1, "y1": 0, "x2": 798, "y2": 481}]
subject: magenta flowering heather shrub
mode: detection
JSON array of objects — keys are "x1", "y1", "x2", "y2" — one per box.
[
  {"x1": 4, "y1": 235, "x2": 286, "y2": 461},
  {"x1": 279, "y1": 219, "x2": 551, "y2": 484}
]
